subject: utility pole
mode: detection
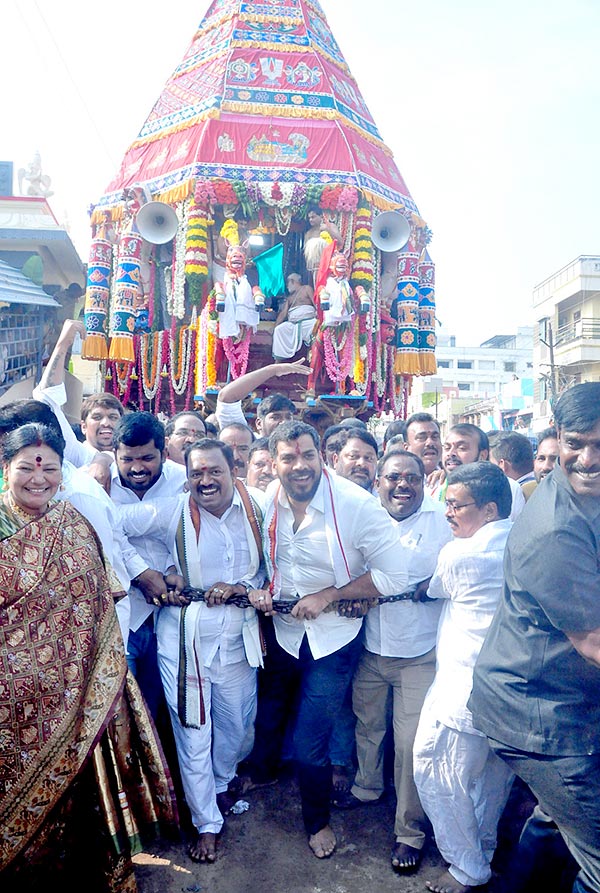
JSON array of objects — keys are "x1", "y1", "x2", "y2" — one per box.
[{"x1": 540, "y1": 322, "x2": 560, "y2": 400}]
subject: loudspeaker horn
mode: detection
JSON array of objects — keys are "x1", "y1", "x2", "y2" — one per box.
[
  {"x1": 372, "y1": 211, "x2": 411, "y2": 252},
  {"x1": 135, "y1": 201, "x2": 179, "y2": 244}
]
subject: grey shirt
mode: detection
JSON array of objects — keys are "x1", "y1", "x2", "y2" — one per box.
[{"x1": 469, "y1": 461, "x2": 600, "y2": 756}]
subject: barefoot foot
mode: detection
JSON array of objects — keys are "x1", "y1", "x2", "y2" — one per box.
[
  {"x1": 308, "y1": 825, "x2": 337, "y2": 859},
  {"x1": 188, "y1": 831, "x2": 217, "y2": 863},
  {"x1": 391, "y1": 841, "x2": 423, "y2": 873},
  {"x1": 426, "y1": 870, "x2": 473, "y2": 893}
]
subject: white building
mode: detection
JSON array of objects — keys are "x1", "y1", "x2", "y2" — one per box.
[
  {"x1": 410, "y1": 327, "x2": 533, "y2": 404},
  {"x1": 532, "y1": 255, "x2": 600, "y2": 428}
]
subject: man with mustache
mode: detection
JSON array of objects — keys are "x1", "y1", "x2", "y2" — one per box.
[
  {"x1": 332, "y1": 429, "x2": 379, "y2": 493},
  {"x1": 469, "y1": 382, "x2": 600, "y2": 893},
  {"x1": 441, "y1": 423, "x2": 526, "y2": 521},
  {"x1": 403, "y1": 413, "x2": 443, "y2": 487},
  {"x1": 533, "y1": 426, "x2": 559, "y2": 482},
  {"x1": 118, "y1": 439, "x2": 265, "y2": 865},
  {"x1": 246, "y1": 436, "x2": 276, "y2": 493},
  {"x1": 248, "y1": 421, "x2": 408, "y2": 860},
  {"x1": 339, "y1": 450, "x2": 451, "y2": 876},
  {"x1": 218, "y1": 421, "x2": 254, "y2": 479}
]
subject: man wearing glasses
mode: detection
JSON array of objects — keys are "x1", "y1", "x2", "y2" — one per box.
[
  {"x1": 165, "y1": 411, "x2": 207, "y2": 466},
  {"x1": 336, "y1": 449, "x2": 451, "y2": 876}
]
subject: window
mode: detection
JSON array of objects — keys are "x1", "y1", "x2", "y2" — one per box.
[
  {"x1": 504, "y1": 361, "x2": 516, "y2": 373},
  {"x1": 538, "y1": 318, "x2": 549, "y2": 342},
  {"x1": 437, "y1": 359, "x2": 451, "y2": 368},
  {"x1": 478, "y1": 382, "x2": 496, "y2": 393},
  {"x1": 478, "y1": 360, "x2": 495, "y2": 371},
  {"x1": 457, "y1": 360, "x2": 473, "y2": 369},
  {"x1": 457, "y1": 382, "x2": 472, "y2": 392}
]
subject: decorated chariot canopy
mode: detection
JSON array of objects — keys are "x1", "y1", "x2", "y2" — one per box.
[{"x1": 84, "y1": 0, "x2": 437, "y2": 417}]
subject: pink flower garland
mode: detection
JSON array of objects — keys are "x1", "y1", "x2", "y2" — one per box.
[
  {"x1": 222, "y1": 332, "x2": 251, "y2": 379},
  {"x1": 323, "y1": 326, "x2": 354, "y2": 385}
]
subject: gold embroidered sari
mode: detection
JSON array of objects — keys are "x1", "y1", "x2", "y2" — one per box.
[{"x1": 0, "y1": 500, "x2": 178, "y2": 892}]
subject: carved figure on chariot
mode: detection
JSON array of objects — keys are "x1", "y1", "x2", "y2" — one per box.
[
  {"x1": 214, "y1": 242, "x2": 265, "y2": 342},
  {"x1": 307, "y1": 247, "x2": 370, "y2": 396}
]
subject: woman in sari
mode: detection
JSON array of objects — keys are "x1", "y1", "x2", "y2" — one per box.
[{"x1": 0, "y1": 423, "x2": 178, "y2": 892}]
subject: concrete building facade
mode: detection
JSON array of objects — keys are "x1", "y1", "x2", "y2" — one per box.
[{"x1": 532, "y1": 255, "x2": 600, "y2": 428}]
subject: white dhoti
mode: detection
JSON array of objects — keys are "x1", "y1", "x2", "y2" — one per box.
[
  {"x1": 157, "y1": 606, "x2": 257, "y2": 835},
  {"x1": 272, "y1": 304, "x2": 317, "y2": 358},
  {"x1": 413, "y1": 696, "x2": 514, "y2": 886}
]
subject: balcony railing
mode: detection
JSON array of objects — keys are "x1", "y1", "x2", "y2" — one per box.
[{"x1": 554, "y1": 318, "x2": 600, "y2": 347}]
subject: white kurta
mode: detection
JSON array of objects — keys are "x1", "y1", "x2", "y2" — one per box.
[
  {"x1": 119, "y1": 490, "x2": 265, "y2": 835},
  {"x1": 413, "y1": 520, "x2": 514, "y2": 887}
]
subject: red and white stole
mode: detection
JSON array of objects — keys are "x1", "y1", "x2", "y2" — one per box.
[{"x1": 264, "y1": 467, "x2": 351, "y2": 599}]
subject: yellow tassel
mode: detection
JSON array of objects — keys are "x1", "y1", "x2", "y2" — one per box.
[
  {"x1": 394, "y1": 352, "x2": 421, "y2": 376},
  {"x1": 81, "y1": 334, "x2": 109, "y2": 360},
  {"x1": 419, "y1": 354, "x2": 438, "y2": 375},
  {"x1": 108, "y1": 336, "x2": 135, "y2": 364}
]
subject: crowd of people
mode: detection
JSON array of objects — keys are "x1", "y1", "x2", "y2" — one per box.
[{"x1": 0, "y1": 318, "x2": 598, "y2": 893}]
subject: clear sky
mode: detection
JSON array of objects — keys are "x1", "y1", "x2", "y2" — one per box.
[{"x1": 3, "y1": 0, "x2": 599, "y2": 346}]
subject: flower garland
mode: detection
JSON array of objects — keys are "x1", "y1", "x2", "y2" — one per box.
[
  {"x1": 169, "y1": 325, "x2": 194, "y2": 396},
  {"x1": 232, "y1": 180, "x2": 258, "y2": 217},
  {"x1": 220, "y1": 218, "x2": 240, "y2": 245},
  {"x1": 323, "y1": 325, "x2": 354, "y2": 384},
  {"x1": 194, "y1": 179, "x2": 217, "y2": 208},
  {"x1": 222, "y1": 332, "x2": 251, "y2": 379},
  {"x1": 275, "y1": 206, "x2": 292, "y2": 236},
  {"x1": 350, "y1": 202, "x2": 374, "y2": 292},
  {"x1": 168, "y1": 200, "x2": 189, "y2": 319},
  {"x1": 258, "y1": 181, "x2": 296, "y2": 209},
  {"x1": 212, "y1": 180, "x2": 238, "y2": 205},
  {"x1": 185, "y1": 199, "x2": 209, "y2": 306},
  {"x1": 196, "y1": 298, "x2": 219, "y2": 394},
  {"x1": 140, "y1": 331, "x2": 162, "y2": 401},
  {"x1": 168, "y1": 325, "x2": 197, "y2": 413}
]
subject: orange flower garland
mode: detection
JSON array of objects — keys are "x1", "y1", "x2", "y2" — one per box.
[{"x1": 185, "y1": 199, "x2": 209, "y2": 306}]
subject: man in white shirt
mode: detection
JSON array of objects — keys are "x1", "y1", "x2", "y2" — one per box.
[
  {"x1": 339, "y1": 450, "x2": 451, "y2": 876},
  {"x1": 332, "y1": 429, "x2": 379, "y2": 493},
  {"x1": 413, "y1": 462, "x2": 515, "y2": 893},
  {"x1": 249, "y1": 421, "x2": 408, "y2": 860},
  {"x1": 110, "y1": 411, "x2": 186, "y2": 716},
  {"x1": 118, "y1": 439, "x2": 265, "y2": 865}
]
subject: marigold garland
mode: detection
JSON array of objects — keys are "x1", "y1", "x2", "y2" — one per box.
[
  {"x1": 185, "y1": 198, "x2": 209, "y2": 306},
  {"x1": 196, "y1": 297, "x2": 219, "y2": 393},
  {"x1": 220, "y1": 219, "x2": 240, "y2": 245},
  {"x1": 350, "y1": 203, "x2": 374, "y2": 292}
]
